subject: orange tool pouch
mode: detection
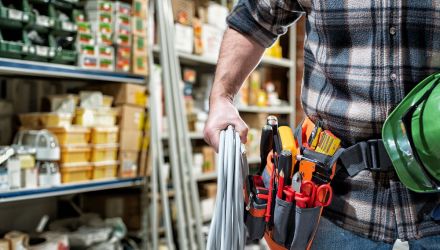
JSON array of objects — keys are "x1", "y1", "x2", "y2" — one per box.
[{"x1": 250, "y1": 117, "x2": 345, "y2": 250}]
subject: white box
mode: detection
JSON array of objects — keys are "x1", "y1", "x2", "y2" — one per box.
[
  {"x1": 175, "y1": 23, "x2": 193, "y2": 54},
  {"x1": 202, "y1": 24, "x2": 223, "y2": 59},
  {"x1": 207, "y1": 3, "x2": 228, "y2": 30}
]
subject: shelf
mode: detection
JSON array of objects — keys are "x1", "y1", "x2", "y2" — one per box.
[
  {"x1": 0, "y1": 58, "x2": 146, "y2": 84},
  {"x1": 153, "y1": 46, "x2": 292, "y2": 69},
  {"x1": 161, "y1": 131, "x2": 204, "y2": 140},
  {"x1": 195, "y1": 172, "x2": 217, "y2": 182},
  {"x1": 237, "y1": 105, "x2": 293, "y2": 114},
  {"x1": 0, "y1": 177, "x2": 145, "y2": 203}
]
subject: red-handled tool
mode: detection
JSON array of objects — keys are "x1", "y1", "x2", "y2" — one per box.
[{"x1": 277, "y1": 170, "x2": 285, "y2": 199}]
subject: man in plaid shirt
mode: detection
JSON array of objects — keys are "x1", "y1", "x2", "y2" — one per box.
[{"x1": 204, "y1": 0, "x2": 440, "y2": 248}]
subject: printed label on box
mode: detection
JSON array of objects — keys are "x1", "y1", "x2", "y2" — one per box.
[{"x1": 8, "y1": 9, "x2": 23, "y2": 20}]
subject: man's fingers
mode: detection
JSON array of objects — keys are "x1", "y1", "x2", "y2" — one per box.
[
  {"x1": 204, "y1": 126, "x2": 220, "y2": 152},
  {"x1": 234, "y1": 119, "x2": 249, "y2": 144}
]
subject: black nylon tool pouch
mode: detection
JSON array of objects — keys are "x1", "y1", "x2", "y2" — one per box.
[
  {"x1": 273, "y1": 197, "x2": 295, "y2": 246},
  {"x1": 244, "y1": 175, "x2": 268, "y2": 241},
  {"x1": 290, "y1": 206, "x2": 322, "y2": 250}
]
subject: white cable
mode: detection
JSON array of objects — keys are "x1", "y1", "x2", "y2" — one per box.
[{"x1": 207, "y1": 126, "x2": 246, "y2": 250}]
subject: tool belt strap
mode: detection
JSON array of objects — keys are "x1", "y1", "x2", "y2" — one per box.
[{"x1": 339, "y1": 139, "x2": 393, "y2": 176}]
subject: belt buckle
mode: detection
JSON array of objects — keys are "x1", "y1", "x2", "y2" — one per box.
[{"x1": 367, "y1": 139, "x2": 391, "y2": 172}]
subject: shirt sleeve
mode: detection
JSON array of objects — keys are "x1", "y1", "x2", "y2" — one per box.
[{"x1": 227, "y1": 0, "x2": 304, "y2": 48}]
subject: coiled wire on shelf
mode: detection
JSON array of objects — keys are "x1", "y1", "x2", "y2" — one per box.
[{"x1": 207, "y1": 126, "x2": 247, "y2": 250}]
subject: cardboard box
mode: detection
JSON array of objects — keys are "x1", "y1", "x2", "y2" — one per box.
[
  {"x1": 93, "y1": 83, "x2": 146, "y2": 107},
  {"x1": 119, "y1": 130, "x2": 143, "y2": 151},
  {"x1": 132, "y1": 0, "x2": 148, "y2": 18},
  {"x1": 119, "y1": 150, "x2": 139, "y2": 177},
  {"x1": 0, "y1": 239, "x2": 9, "y2": 250},
  {"x1": 83, "y1": 192, "x2": 141, "y2": 230},
  {"x1": 202, "y1": 146, "x2": 215, "y2": 173},
  {"x1": 201, "y1": 182, "x2": 217, "y2": 198},
  {"x1": 132, "y1": 17, "x2": 147, "y2": 36},
  {"x1": 117, "y1": 105, "x2": 145, "y2": 130},
  {"x1": 133, "y1": 35, "x2": 147, "y2": 54},
  {"x1": 132, "y1": 52, "x2": 149, "y2": 75},
  {"x1": 172, "y1": 0, "x2": 194, "y2": 25},
  {"x1": 201, "y1": 23, "x2": 223, "y2": 58},
  {"x1": 175, "y1": 23, "x2": 194, "y2": 54}
]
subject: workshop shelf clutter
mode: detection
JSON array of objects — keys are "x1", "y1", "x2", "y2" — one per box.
[
  {"x1": 0, "y1": 0, "x2": 148, "y2": 74},
  {"x1": 0, "y1": 82, "x2": 147, "y2": 191}
]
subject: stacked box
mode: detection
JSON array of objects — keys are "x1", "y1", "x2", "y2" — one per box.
[
  {"x1": 131, "y1": 0, "x2": 148, "y2": 75},
  {"x1": 81, "y1": 0, "x2": 114, "y2": 71},
  {"x1": 114, "y1": 1, "x2": 131, "y2": 72},
  {"x1": 91, "y1": 83, "x2": 147, "y2": 177}
]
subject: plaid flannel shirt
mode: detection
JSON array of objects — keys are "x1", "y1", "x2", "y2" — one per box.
[{"x1": 228, "y1": 0, "x2": 440, "y2": 243}]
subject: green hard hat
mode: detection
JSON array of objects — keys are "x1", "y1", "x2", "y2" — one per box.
[{"x1": 383, "y1": 73, "x2": 440, "y2": 193}]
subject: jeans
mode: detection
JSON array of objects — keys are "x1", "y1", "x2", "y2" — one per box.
[{"x1": 311, "y1": 217, "x2": 440, "y2": 250}]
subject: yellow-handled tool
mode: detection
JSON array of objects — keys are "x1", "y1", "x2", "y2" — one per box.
[{"x1": 278, "y1": 126, "x2": 297, "y2": 178}]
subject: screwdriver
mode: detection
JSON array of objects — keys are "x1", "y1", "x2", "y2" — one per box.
[{"x1": 260, "y1": 125, "x2": 273, "y2": 174}]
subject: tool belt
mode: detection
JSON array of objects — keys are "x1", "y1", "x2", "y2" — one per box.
[
  {"x1": 339, "y1": 139, "x2": 393, "y2": 176},
  {"x1": 244, "y1": 117, "x2": 344, "y2": 250}
]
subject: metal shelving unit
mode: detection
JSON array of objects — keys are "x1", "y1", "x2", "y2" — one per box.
[
  {"x1": 0, "y1": 178, "x2": 145, "y2": 203},
  {"x1": 153, "y1": 45, "x2": 292, "y2": 69},
  {"x1": 0, "y1": 58, "x2": 146, "y2": 84}
]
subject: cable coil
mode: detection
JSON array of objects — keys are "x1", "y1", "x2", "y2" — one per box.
[{"x1": 207, "y1": 126, "x2": 246, "y2": 250}]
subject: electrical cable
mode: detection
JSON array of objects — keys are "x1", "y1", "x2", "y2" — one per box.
[{"x1": 207, "y1": 126, "x2": 246, "y2": 250}]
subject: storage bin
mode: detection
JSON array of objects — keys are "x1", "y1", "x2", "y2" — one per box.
[
  {"x1": 60, "y1": 162, "x2": 92, "y2": 183},
  {"x1": 28, "y1": 1, "x2": 55, "y2": 32},
  {"x1": 23, "y1": 30, "x2": 55, "y2": 62},
  {"x1": 40, "y1": 113, "x2": 73, "y2": 127},
  {"x1": 0, "y1": 0, "x2": 30, "y2": 28},
  {"x1": 60, "y1": 145, "x2": 91, "y2": 163},
  {"x1": 92, "y1": 160, "x2": 117, "y2": 179},
  {"x1": 48, "y1": 4, "x2": 77, "y2": 34},
  {"x1": 75, "y1": 108, "x2": 118, "y2": 127},
  {"x1": 0, "y1": 29, "x2": 26, "y2": 59},
  {"x1": 19, "y1": 112, "x2": 73, "y2": 128},
  {"x1": 91, "y1": 143, "x2": 118, "y2": 162},
  {"x1": 91, "y1": 126, "x2": 118, "y2": 144},
  {"x1": 47, "y1": 126, "x2": 91, "y2": 145}
]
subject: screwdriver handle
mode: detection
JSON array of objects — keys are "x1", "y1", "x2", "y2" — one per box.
[
  {"x1": 278, "y1": 150, "x2": 293, "y2": 185},
  {"x1": 260, "y1": 125, "x2": 273, "y2": 174}
]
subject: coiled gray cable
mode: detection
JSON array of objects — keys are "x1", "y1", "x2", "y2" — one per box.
[{"x1": 207, "y1": 126, "x2": 246, "y2": 250}]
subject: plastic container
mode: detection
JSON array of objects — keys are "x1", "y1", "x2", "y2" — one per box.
[
  {"x1": 91, "y1": 126, "x2": 118, "y2": 144},
  {"x1": 60, "y1": 145, "x2": 91, "y2": 163},
  {"x1": 50, "y1": 35, "x2": 77, "y2": 64},
  {"x1": 92, "y1": 160, "x2": 117, "y2": 179},
  {"x1": 0, "y1": 29, "x2": 26, "y2": 59},
  {"x1": 46, "y1": 126, "x2": 91, "y2": 145},
  {"x1": 60, "y1": 162, "x2": 92, "y2": 183},
  {"x1": 40, "y1": 113, "x2": 73, "y2": 127},
  {"x1": 102, "y1": 95, "x2": 113, "y2": 107},
  {"x1": 49, "y1": 4, "x2": 77, "y2": 34},
  {"x1": 91, "y1": 143, "x2": 118, "y2": 162},
  {"x1": 23, "y1": 30, "x2": 55, "y2": 61},
  {"x1": 0, "y1": 0, "x2": 30, "y2": 28},
  {"x1": 74, "y1": 108, "x2": 117, "y2": 127},
  {"x1": 28, "y1": 1, "x2": 55, "y2": 32}
]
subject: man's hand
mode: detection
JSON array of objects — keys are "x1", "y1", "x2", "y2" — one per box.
[
  {"x1": 202, "y1": 28, "x2": 265, "y2": 151},
  {"x1": 204, "y1": 95, "x2": 248, "y2": 152}
]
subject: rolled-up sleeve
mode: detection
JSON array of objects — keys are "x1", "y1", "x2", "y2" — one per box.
[{"x1": 227, "y1": 0, "x2": 304, "y2": 48}]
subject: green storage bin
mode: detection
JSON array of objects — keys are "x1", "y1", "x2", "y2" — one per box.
[
  {"x1": 49, "y1": 3, "x2": 77, "y2": 35},
  {"x1": 23, "y1": 30, "x2": 55, "y2": 62},
  {"x1": 49, "y1": 34, "x2": 77, "y2": 65},
  {"x1": 27, "y1": 0, "x2": 55, "y2": 32},
  {"x1": 0, "y1": 28, "x2": 26, "y2": 59},
  {"x1": 0, "y1": 0, "x2": 30, "y2": 28},
  {"x1": 51, "y1": 0, "x2": 79, "y2": 11}
]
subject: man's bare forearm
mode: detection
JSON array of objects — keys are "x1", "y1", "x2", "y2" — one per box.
[{"x1": 210, "y1": 28, "x2": 265, "y2": 104}]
